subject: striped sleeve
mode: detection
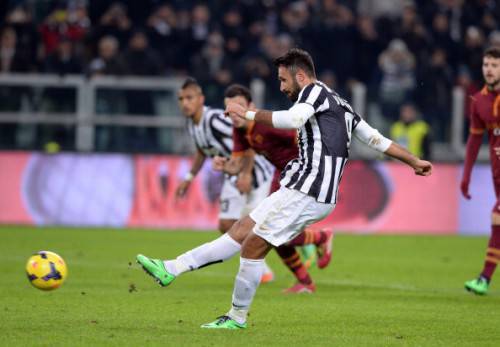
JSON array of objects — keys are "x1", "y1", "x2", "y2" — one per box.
[
  {"x1": 210, "y1": 113, "x2": 233, "y2": 137},
  {"x1": 205, "y1": 112, "x2": 233, "y2": 156},
  {"x1": 298, "y1": 84, "x2": 328, "y2": 112},
  {"x1": 350, "y1": 112, "x2": 363, "y2": 130}
]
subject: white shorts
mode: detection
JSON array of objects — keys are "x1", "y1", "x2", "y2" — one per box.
[
  {"x1": 249, "y1": 187, "x2": 335, "y2": 247},
  {"x1": 219, "y1": 178, "x2": 272, "y2": 220}
]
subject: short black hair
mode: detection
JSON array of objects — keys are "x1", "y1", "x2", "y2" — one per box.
[
  {"x1": 224, "y1": 84, "x2": 252, "y2": 103},
  {"x1": 181, "y1": 77, "x2": 201, "y2": 90},
  {"x1": 273, "y1": 48, "x2": 316, "y2": 78},
  {"x1": 484, "y1": 46, "x2": 500, "y2": 59}
]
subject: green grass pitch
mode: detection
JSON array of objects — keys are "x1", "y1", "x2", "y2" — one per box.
[{"x1": 1, "y1": 226, "x2": 499, "y2": 346}]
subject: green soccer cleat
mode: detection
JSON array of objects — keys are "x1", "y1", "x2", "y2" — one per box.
[
  {"x1": 464, "y1": 277, "x2": 489, "y2": 295},
  {"x1": 136, "y1": 254, "x2": 175, "y2": 287},
  {"x1": 200, "y1": 316, "x2": 247, "y2": 329}
]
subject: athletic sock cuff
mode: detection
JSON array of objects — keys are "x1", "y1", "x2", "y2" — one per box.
[
  {"x1": 222, "y1": 233, "x2": 242, "y2": 248},
  {"x1": 240, "y1": 257, "x2": 264, "y2": 266}
]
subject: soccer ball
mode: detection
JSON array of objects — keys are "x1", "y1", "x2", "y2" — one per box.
[{"x1": 26, "y1": 251, "x2": 68, "y2": 290}]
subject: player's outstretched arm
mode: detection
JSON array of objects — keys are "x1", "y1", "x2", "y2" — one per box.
[
  {"x1": 353, "y1": 119, "x2": 432, "y2": 176},
  {"x1": 384, "y1": 142, "x2": 433, "y2": 176},
  {"x1": 225, "y1": 102, "x2": 314, "y2": 129},
  {"x1": 225, "y1": 102, "x2": 273, "y2": 126}
]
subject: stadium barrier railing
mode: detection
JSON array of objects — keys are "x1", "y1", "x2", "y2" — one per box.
[{"x1": 0, "y1": 73, "x2": 488, "y2": 161}]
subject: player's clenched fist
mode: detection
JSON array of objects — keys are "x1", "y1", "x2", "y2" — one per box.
[
  {"x1": 225, "y1": 102, "x2": 247, "y2": 119},
  {"x1": 413, "y1": 160, "x2": 433, "y2": 176}
]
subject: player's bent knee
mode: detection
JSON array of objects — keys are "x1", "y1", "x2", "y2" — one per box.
[{"x1": 228, "y1": 216, "x2": 255, "y2": 245}]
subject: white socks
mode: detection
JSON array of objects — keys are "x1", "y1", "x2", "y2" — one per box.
[
  {"x1": 228, "y1": 257, "x2": 264, "y2": 324},
  {"x1": 163, "y1": 233, "x2": 241, "y2": 276}
]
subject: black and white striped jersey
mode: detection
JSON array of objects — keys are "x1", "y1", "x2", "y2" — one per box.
[
  {"x1": 280, "y1": 82, "x2": 362, "y2": 204},
  {"x1": 187, "y1": 106, "x2": 274, "y2": 188}
]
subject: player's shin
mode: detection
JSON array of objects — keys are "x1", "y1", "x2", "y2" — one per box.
[
  {"x1": 163, "y1": 233, "x2": 241, "y2": 276},
  {"x1": 480, "y1": 224, "x2": 500, "y2": 281},
  {"x1": 227, "y1": 257, "x2": 264, "y2": 324},
  {"x1": 275, "y1": 245, "x2": 313, "y2": 285}
]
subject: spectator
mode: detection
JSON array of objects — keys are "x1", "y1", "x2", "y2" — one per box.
[
  {"x1": 0, "y1": 27, "x2": 31, "y2": 73},
  {"x1": 146, "y1": 4, "x2": 177, "y2": 71},
  {"x1": 431, "y1": 0, "x2": 464, "y2": 43},
  {"x1": 416, "y1": 47, "x2": 454, "y2": 140},
  {"x1": 355, "y1": 15, "x2": 384, "y2": 86},
  {"x1": 191, "y1": 31, "x2": 234, "y2": 105},
  {"x1": 220, "y1": 7, "x2": 245, "y2": 61},
  {"x1": 250, "y1": 32, "x2": 295, "y2": 108},
  {"x1": 122, "y1": 30, "x2": 163, "y2": 76},
  {"x1": 44, "y1": 38, "x2": 82, "y2": 75},
  {"x1": 0, "y1": 26, "x2": 31, "y2": 149},
  {"x1": 459, "y1": 26, "x2": 486, "y2": 83},
  {"x1": 91, "y1": 2, "x2": 132, "y2": 47},
  {"x1": 357, "y1": 0, "x2": 406, "y2": 20},
  {"x1": 430, "y1": 12, "x2": 459, "y2": 68},
  {"x1": 41, "y1": 38, "x2": 82, "y2": 145},
  {"x1": 4, "y1": 6, "x2": 38, "y2": 63},
  {"x1": 378, "y1": 39, "x2": 416, "y2": 120},
  {"x1": 171, "y1": 7, "x2": 193, "y2": 72},
  {"x1": 396, "y1": 2, "x2": 431, "y2": 64},
  {"x1": 488, "y1": 30, "x2": 500, "y2": 47},
  {"x1": 121, "y1": 30, "x2": 163, "y2": 151},
  {"x1": 87, "y1": 35, "x2": 125, "y2": 76},
  {"x1": 313, "y1": 3, "x2": 356, "y2": 89},
  {"x1": 190, "y1": 4, "x2": 211, "y2": 53},
  {"x1": 87, "y1": 34, "x2": 127, "y2": 152},
  {"x1": 279, "y1": 1, "x2": 311, "y2": 47},
  {"x1": 462, "y1": 0, "x2": 499, "y2": 37},
  {"x1": 390, "y1": 103, "x2": 431, "y2": 159},
  {"x1": 39, "y1": 4, "x2": 89, "y2": 58}
]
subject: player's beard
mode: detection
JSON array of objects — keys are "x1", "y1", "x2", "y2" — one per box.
[
  {"x1": 287, "y1": 77, "x2": 302, "y2": 102},
  {"x1": 487, "y1": 77, "x2": 500, "y2": 91}
]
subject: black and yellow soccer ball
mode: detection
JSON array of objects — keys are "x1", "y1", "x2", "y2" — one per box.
[{"x1": 26, "y1": 251, "x2": 68, "y2": 291}]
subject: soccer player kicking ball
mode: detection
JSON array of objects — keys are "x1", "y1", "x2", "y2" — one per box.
[
  {"x1": 463, "y1": 46, "x2": 500, "y2": 295},
  {"x1": 213, "y1": 83, "x2": 334, "y2": 293},
  {"x1": 138, "y1": 48, "x2": 432, "y2": 329}
]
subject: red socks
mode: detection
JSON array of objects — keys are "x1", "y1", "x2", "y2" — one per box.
[
  {"x1": 275, "y1": 246, "x2": 312, "y2": 285},
  {"x1": 288, "y1": 228, "x2": 328, "y2": 246},
  {"x1": 480, "y1": 225, "x2": 500, "y2": 281}
]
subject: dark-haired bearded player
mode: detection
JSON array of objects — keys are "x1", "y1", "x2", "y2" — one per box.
[
  {"x1": 462, "y1": 46, "x2": 500, "y2": 295},
  {"x1": 212, "y1": 84, "x2": 334, "y2": 293}
]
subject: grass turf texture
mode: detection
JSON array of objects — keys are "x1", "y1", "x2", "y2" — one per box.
[{"x1": 1, "y1": 226, "x2": 499, "y2": 347}]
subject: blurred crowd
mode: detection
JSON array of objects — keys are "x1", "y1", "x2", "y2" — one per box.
[{"x1": 0, "y1": 0, "x2": 499, "y2": 151}]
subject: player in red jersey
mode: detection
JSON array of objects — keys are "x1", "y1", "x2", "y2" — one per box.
[
  {"x1": 212, "y1": 84, "x2": 334, "y2": 293},
  {"x1": 462, "y1": 46, "x2": 500, "y2": 295}
]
